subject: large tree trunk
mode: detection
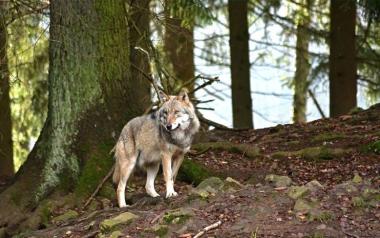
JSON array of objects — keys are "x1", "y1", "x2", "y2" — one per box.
[
  {"x1": 228, "y1": 0, "x2": 253, "y2": 129},
  {"x1": 329, "y1": 0, "x2": 357, "y2": 117},
  {"x1": 293, "y1": 0, "x2": 314, "y2": 123},
  {"x1": 129, "y1": 0, "x2": 151, "y2": 110},
  {"x1": 0, "y1": 0, "x2": 147, "y2": 231},
  {"x1": 0, "y1": 1, "x2": 14, "y2": 179},
  {"x1": 164, "y1": 1, "x2": 195, "y2": 91}
]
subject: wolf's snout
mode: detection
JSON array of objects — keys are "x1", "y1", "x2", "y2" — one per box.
[{"x1": 166, "y1": 124, "x2": 172, "y2": 130}]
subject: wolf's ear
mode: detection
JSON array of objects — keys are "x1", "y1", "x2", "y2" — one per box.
[
  {"x1": 158, "y1": 90, "x2": 169, "y2": 102},
  {"x1": 177, "y1": 88, "x2": 189, "y2": 103}
]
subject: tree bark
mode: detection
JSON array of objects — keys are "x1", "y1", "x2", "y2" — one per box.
[
  {"x1": 164, "y1": 1, "x2": 195, "y2": 91},
  {"x1": 0, "y1": 0, "x2": 147, "y2": 231},
  {"x1": 329, "y1": 0, "x2": 357, "y2": 117},
  {"x1": 129, "y1": 0, "x2": 151, "y2": 111},
  {"x1": 0, "y1": 1, "x2": 14, "y2": 179},
  {"x1": 293, "y1": 0, "x2": 314, "y2": 123},
  {"x1": 228, "y1": 0, "x2": 253, "y2": 129}
]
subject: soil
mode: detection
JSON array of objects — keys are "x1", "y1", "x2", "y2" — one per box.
[{"x1": 3, "y1": 105, "x2": 380, "y2": 238}]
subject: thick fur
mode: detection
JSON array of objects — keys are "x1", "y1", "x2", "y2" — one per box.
[{"x1": 112, "y1": 89, "x2": 200, "y2": 207}]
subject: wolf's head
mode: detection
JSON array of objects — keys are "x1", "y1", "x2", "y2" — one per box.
[{"x1": 157, "y1": 89, "x2": 196, "y2": 131}]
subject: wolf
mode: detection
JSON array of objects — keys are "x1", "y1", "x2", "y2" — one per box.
[{"x1": 112, "y1": 89, "x2": 200, "y2": 208}]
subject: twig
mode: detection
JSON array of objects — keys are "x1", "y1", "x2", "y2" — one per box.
[
  {"x1": 308, "y1": 89, "x2": 326, "y2": 118},
  {"x1": 189, "y1": 76, "x2": 220, "y2": 95},
  {"x1": 193, "y1": 220, "x2": 222, "y2": 238},
  {"x1": 198, "y1": 114, "x2": 247, "y2": 131},
  {"x1": 83, "y1": 165, "x2": 115, "y2": 209}
]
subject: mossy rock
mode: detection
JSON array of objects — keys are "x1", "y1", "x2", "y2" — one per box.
[
  {"x1": 145, "y1": 224, "x2": 169, "y2": 237},
  {"x1": 265, "y1": 174, "x2": 292, "y2": 187},
  {"x1": 271, "y1": 146, "x2": 349, "y2": 161},
  {"x1": 177, "y1": 158, "x2": 214, "y2": 185},
  {"x1": 223, "y1": 177, "x2": 244, "y2": 191},
  {"x1": 352, "y1": 196, "x2": 366, "y2": 208},
  {"x1": 312, "y1": 132, "x2": 346, "y2": 143},
  {"x1": 192, "y1": 142, "x2": 260, "y2": 159},
  {"x1": 109, "y1": 230, "x2": 123, "y2": 238},
  {"x1": 294, "y1": 199, "x2": 314, "y2": 212},
  {"x1": 100, "y1": 212, "x2": 138, "y2": 233},
  {"x1": 288, "y1": 186, "x2": 309, "y2": 200},
  {"x1": 352, "y1": 174, "x2": 363, "y2": 184},
  {"x1": 52, "y1": 210, "x2": 79, "y2": 224},
  {"x1": 305, "y1": 180, "x2": 324, "y2": 193},
  {"x1": 162, "y1": 208, "x2": 193, "y2": 225}
]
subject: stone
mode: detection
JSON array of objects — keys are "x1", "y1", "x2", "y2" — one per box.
[
  {"x1": 305, "y1": 180, "x2": 324, "y2": 192},
  {"x1": 352, "y1": 173, "x2": 363, "y2": 184},
  {"x1": 52, "y1": 210, "x2": 79, "y2": 223},
  {"x1": 146, "y1": 224, "x2": 169, "y2": 237},
  {"x1": 288, "y1": 186, "x2": 309, "y2": 200},
  {"x1": 100, "y1": 212, "x2": 138, "y2": 232},
  {"x1": 223, "y1": 177, "x2": 244, "y2": 191},
  {"x1": 109, "y1": 230, "x2": 123, "y2": 238},
  {"x1": 294, "y1": 199, "x2": 313, "y2": 212},
  {"x1": 192, "y1": 177, "x2": 224, "y2": 198},
  {"x1": 265, "y1": 174, "x2": 292, "y2": 187},
  {"x1": 163, "y1": 208, "x2": 193, "y2": 225}
]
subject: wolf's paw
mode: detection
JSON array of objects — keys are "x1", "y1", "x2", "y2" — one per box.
[
  {"x1": 147, "y1": 190, "x2": 160, "y2": 198},
  {"x1": 119, "y1": 202, "x2": 130, "y2": 208},
  {"x1": 166, "y1": 190, "x2": 178, "y2": 198}
]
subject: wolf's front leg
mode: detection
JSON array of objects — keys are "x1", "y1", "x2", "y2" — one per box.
[
  {"x1": 162, "y1": 153, "x2": 178, "y2": 198},
  {"x1": 145, "y1": 164, "x2": 160, "y2": 197},
  {"x1": 172, "y1": 151, "x2": 184, "y2": 182}
]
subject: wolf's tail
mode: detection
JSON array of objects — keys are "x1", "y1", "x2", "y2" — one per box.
[{"x1": 112, "y1": 143, "x2": 121, "y2": 184}]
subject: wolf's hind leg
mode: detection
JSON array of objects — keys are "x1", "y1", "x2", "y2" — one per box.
[
  {"x1": 145, "y1": 163, "x2": 160, "y2": 197},
  {"x1": 117, "y1": 155, "x2": 136, "y2": 208}
]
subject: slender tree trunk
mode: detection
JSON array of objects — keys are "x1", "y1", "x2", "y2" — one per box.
[
  {"x1": 164, "y1": 1, "x2": 195, "y2": 91},
  {"x1": 329, "y1": 0, "x2": 357, "y2": 117},
  {"x1": 293, "y1": 0, "x2": 314, "y2": 123},
  {"x1": 0, "y1": 2, "x2": 14, "y2": 178},
  {"x1": 0, "y1": 0, "x2": 146, "y2": 232},
  {"x1": 129, "y1": 0, "x2": 151, "y2": 111},
  {"x1": 228, "y1": 0, "x2": 253, "y2": 129}
]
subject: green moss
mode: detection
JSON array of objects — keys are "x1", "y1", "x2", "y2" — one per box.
[
  {"x1": 361, "y1": 140, "x2": 380, "y2": 154},
  {"x1": 162, "y1": 209, "x2": 192, "y2": 224},
  {"x1": 270, "y1": 146, "x2": 349, "y2": 161},
  {"x1": 312, "y1": 132, "x2": 346, "y2": 143},
  {"x1": 74, "y1": 142, "x2": 114, "y2": 199},
  {"x1": 309, "y1": 210, "x2": 333, "y2": 222},
  {"x1": 177, "y1": 158, "x2": 214, "y2": 185},
  {"x1": 99, "y1": 181, "x2": 116, "y2": 200},
  {"x1": 352, "y1": 196, "x2": 366, "y2": 208},
  {"x1": 192, "y1": 142, "x2": 260, "y2": 160},
  {"x1": 145, "y1": 224, "x2": 168, "y2": 237}
]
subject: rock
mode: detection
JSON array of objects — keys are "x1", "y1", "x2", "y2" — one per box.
[
  {"x1": 352, "y1": 173, "x2": 363, "y2": 184},
  {"x1": 109, "y1": 230, "x2": 123, "y2": 238},
  {"x1": 146, "y1": 224, "x2": 169, "y2": 237},
  {"x1": 305, "y1": 180, "x2": 324, "y2": 193},
  {"x1": 52, "y1": 210, "x2": 79, "y2": 224},
  {"x1": 100, "y1": 212, "x2": 138, "y2": 232},
  {"x1": 265, "y1": 174, "x2": 292, "y2": 187},
  {"x1": 294, "y1": 199, "x2": 313, "y2": 212},
  {"x1": 288, "y1": 186, "x2": 309, "y2": 200},
  {"x1": 223, "y1": 177, "x2": 244, "y2": 191},
  {"x1": 192, "y1": 177, "x2": 224, "y2": 198},
  {"x1": 162, "y1": 208, "x2": 193, "y2": 225}
]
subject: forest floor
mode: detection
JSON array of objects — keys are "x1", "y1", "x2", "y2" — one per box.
[{"x1": 7, "y1": 105, "x2": 380, "y2": 238}]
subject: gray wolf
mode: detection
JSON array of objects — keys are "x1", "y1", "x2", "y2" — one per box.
[{"x1": 112, "y1": 89, "x2": 200, "y2": 208}]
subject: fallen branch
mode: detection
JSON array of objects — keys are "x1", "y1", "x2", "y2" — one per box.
[
  {"x1": 193, "y1": 220, "x2": 222, "y2": 238},
  {"x1": 190, "y1": 76, "x2": 220, "y2": 95},
  {"x1": 83, "y1": 165, "x2": 115, "y2": 209},
  {"x1": 198, "y1": 114, "x2": 247, "y2": 131}
]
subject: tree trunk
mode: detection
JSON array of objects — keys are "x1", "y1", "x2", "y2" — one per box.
[
  {"x1": 293, "y1": 0, "x2": 314, "y2": 123},
  {"x1": 0, "y1": 2, "x2": 14, "y2": 179},
  {"x1": 329, "y1": 0, "x2": 357, "y2": 117},
  {"x1": 228, "y1": 0, "x2": 253, "y2": 129},
  {"x1": 164, "y1": 1, "x2": 195, "y2": 91},
  {"x1": 0, "y1": 0, "x2": 146, "y2": 231},
  {"x1": 129, "y1": 0, "x2": 151, "y2": 111}
]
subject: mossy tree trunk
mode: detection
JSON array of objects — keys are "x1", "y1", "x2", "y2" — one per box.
[
  {"x1": 129, "y1": 0, "x2": 151, "y2": 110},
  {"x1": 164, "y1": 0, "x2": 195, "y2": 91},
  {"x1": 0, "y1": 1, "x2": 14, "y2": 179},
  {"x1": 0, "y1": 0, "x2": 148, "y2": 230},
  {"x1": 293, "y1": 0, "x2": 314, "y2": 123},
  {"x1": 329, "y1": 0, "x2": 357, "y2": 117},
  {"x1": 228, "y1": 0, "x2": 253, "y2": 129}
]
